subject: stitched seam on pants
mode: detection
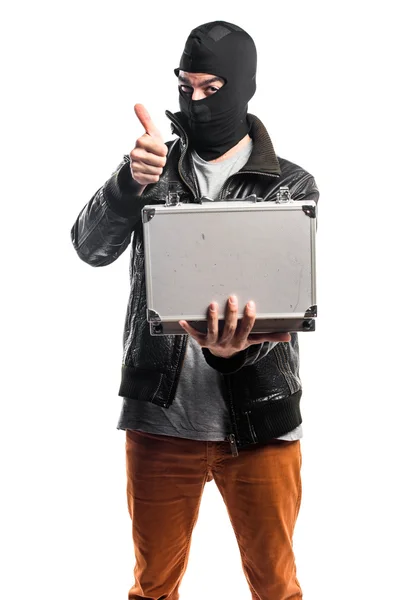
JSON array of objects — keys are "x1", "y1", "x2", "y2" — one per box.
[{"x1": 176, "y1": 473, "x2": 208, "y2": 586}]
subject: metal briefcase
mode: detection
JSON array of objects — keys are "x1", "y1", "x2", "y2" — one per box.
[{"x1": 142, "y1": 188, "x2": 317, "y2": 336}]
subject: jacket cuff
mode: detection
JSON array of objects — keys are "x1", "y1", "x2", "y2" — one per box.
[
  {"x1": 201, "y1": 345, "x2": 262, "y2": 374},
  {"x1": 103, "y1": 161, "x2": 145, "y2": 219}
]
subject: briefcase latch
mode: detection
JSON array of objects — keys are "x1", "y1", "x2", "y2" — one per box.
[
  {"x1": 147, "y1": 309, "x2": 164, "y2": 335},
  {"x1": 166, "y1": 181, "x2": 182, "y2": 206},
  {"x1": 276, "y1": 187, "x2": 292, "y2": 203}
]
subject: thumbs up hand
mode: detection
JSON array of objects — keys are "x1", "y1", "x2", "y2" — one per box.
[{"x1": 130, "y1": 104, "x2": 168, "y2": 187}]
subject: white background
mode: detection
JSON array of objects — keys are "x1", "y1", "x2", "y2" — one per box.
[{"x1": 1, "y1": 1, "x2": 399, "y2": 599}]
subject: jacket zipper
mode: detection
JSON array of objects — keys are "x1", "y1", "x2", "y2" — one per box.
[
  {"x1": 222, "y1": 374, "x2": 240, "y2": 457},
  {"x1": 166, "y1": 111, "x2": 199, "y2": 199},
  {"x1": 227, "y1": 433, "x2": 238, "y2": 457},
  {"x1": 178, "y1": 144, "x2": 198, "y2": 199},
  {"x1": 188, "y1": 153, "x2": 201, "y2": 198}
]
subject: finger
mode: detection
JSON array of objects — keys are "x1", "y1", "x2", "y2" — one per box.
[
  {"x1": 135, "y1": 136, "x2": 168, "y2": 158},
  {"x1": 131, "y1": 161, "x2": 163, "y2": 176},
  {"x1": 206, "y1": 303, "x2": 219, "y2": 345},
  {"x1": 134, "y1": 104, "x2": 162, "y2": 139},
  {"x1": 130, "y1": 173, "x2": 161, "y2": 185},
  {"x1": 179, "y1": 320, "x2": 207, "y2": 344},
  {"x1": 130, "y1": 146, "x2": 167, "y2": 166},
  {"x1": 247, "y1": 332, "x2": 292, "y2": 344},
  {"x1": 234, "y1": 300, "x2": 256, "y2": 346},
  {"x1": 219, "y1": 296, "x2": 238, "y2": 344}
]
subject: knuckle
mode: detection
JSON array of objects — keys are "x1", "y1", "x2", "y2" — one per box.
[
  {"x1": 135, "y1": 136, "x2": 146, "y2": 148},
  {"x1": 244, "y1": 322, "x2": 253, "y2": 334},
  {"x1": 155, "y1": 144, "x2": 167, "y2": 158},
  {"x1": 132, "y1": 148, "x2": 145, "y2": 162},
  {"x1": 243, "y1": 313, "x2": 254, "y2": 326}
]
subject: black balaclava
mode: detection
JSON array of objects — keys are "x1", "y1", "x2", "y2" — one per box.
[{"x1": 174, "y1": 21, "x2": 257, "y2": 161}]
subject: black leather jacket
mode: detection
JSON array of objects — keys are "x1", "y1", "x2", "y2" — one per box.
[{"x1": 71, "y1": 111, "x2": 319, "y2": 456}]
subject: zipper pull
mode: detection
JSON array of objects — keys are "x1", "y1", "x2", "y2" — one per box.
[{"x1": 228, "y1": 434, "x2": 239, "y2": 457}]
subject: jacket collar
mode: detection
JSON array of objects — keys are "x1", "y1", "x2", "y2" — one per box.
[{"x1": 165, "y1": 110, "x2": 281, "y2": 177}]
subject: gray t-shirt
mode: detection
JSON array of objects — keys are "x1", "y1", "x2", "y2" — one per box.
[
  {"x1": 117, "y1": 139, "x2": 302, "y2": 442},
  {"x1": 191, "y1": 142, "x2": 253, "y2": 200}
]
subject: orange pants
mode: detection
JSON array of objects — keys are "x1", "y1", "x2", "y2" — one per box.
[{"x1": 125, "y1": 430, "x2": 302, "y2": 600}]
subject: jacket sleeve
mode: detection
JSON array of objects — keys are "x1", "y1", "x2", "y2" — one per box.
[
  {"x1": 292, "y1": 173, "x2": 319, "y2": 204},
  {"x1": 201, "y1": 173, "x2": 320, "y2": 373},
  {"x1": 70, "y1": 155, "x2": 150, "y2": 267},
  {"x1": 202, "y1": 342, "x2": 279, "y2": 374}
]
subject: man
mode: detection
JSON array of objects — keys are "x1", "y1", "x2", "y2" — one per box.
[{"x1": 71, "y1": 20, "x2": 319, "y2": 600}]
